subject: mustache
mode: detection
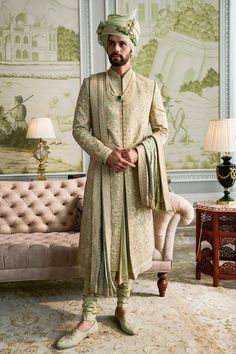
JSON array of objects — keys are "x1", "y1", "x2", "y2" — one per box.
[{"x1": 110, "y1": 53, "x2": 123, "y2": 58}]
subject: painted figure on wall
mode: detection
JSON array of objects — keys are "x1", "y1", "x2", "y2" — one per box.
[
  {"x1": 157, "y1": 73, "x2": 190, "y2": 145},
  {"x1": 9, "y1": 95, "x2": 27, "y2": 131}
]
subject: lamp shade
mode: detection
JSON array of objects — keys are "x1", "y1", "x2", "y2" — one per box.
[
  {"x1": 203, "y1": 118, "x2": 236, "y2": 153},
  {"x1": 26, "y1": 117, "x2": 56, "y2": 139}
]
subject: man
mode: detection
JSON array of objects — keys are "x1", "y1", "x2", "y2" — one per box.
[{"x1": 56, "y1": 14, "x2": 170, "y2": 350}]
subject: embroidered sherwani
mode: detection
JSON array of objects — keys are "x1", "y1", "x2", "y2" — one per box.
[{"x1": 73, "y1": 68, "x2": 169, "y2": 296}]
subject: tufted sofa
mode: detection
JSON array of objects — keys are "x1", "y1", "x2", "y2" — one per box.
[
  {"x1": 0, "y1": 178, "x2": 86, "y2": 282},
  {"x1": 0, "y1": 177, "x2": 194, "y2": 297}
]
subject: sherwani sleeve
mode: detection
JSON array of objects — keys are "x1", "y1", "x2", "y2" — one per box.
[
  {"x1": 137, "y1": 80, "x2": 168, "y2": 151},
  {"x1": 73, "y1": 78, "x2": 112, "y2": 164},
  {"x1": 149, "y1": 81, "x2": 168, "y2": 142}
]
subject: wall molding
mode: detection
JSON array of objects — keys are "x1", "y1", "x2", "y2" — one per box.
[
  {"x1": 168, "y1": 169, "x2": 216, "y2": 183},
  {"x1": 220, "y1": 0, "x2": 230, "y2": 119},
  {"x1": 181, "y1": 192, "x2": 236, "y2": 205},
  {"x1": 105, "y1": 0, "x2": 116, "y2": 15},
  {"x1": 79, "y1": 0, "x2": 91, "y2": 81}
]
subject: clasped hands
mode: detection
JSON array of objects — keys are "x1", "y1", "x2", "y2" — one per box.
[{"x1": 106, "y1": 147, "x2": 138, "y2": 172}]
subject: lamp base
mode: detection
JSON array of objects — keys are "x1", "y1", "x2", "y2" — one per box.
[
  {"x1": 216, "y1": 155, "x2": 236, "y2": 205},
  {"x1": 217, "y1": 190, "x2": 236, "y2": 205},
  {"x1": 36, "y1": 175, "x2": 47, "y2": 181},
  {"x1": 33, "y1": 139, "x2": 49, "y2": 181}
]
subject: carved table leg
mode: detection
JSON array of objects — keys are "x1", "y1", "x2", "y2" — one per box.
[
  {"x1": 196, "y1": 208, "x2": 202, "y2": 280},
  {"x1": 157, "y1": 272, "x2": 168, "y2": 297},
  {"x1": 196, "y1": 266, "x2": 201, "y2": 280}
]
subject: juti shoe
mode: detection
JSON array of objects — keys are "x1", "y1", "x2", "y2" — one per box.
[
  {"x1": 115, "y1": 310, "x2": 138, "y2": 335},
  {"x1": 55, "y1": 321, "x2": 98, "y2": 350}
]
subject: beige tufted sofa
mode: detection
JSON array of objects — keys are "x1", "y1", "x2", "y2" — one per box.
[
  {"x1": 0, "y1": 177, "x2": 194, "y2": 297},
  {"x1": 0, "y1": 178, "x2": 86, "y2": 282}
]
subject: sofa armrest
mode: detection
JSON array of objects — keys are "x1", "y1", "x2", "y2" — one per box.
[
  {"x1": 167, "y1": 192, "x2": 194, "y2": 226},
  {"x1": 153, "y1": 192, "x2": 194, "y2": 261}
]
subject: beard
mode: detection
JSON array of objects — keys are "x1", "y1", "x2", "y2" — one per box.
[{"x1": 108, "y1": 52, "x2": 131, "y2": 67}]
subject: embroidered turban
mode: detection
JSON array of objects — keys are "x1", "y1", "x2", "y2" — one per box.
[{"x1": 97, "y1": 14, "x2": 140, "y2": 52}]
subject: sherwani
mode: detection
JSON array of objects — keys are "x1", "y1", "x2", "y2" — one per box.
[{"x1": 73, "y1": 67, "x2": 169, "y2": 296}]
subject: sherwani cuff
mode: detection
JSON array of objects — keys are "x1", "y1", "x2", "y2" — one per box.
[
  {"x1": 101, "y1": 147, "x2": 113, "y2": 164},
  {"x1": 135, "y1": 144, "x2": 142, "y2": 154}
]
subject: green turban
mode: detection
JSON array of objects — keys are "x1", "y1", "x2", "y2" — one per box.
[{"x1": 97, "y1": 14, "x2": 140, "y2": 52}]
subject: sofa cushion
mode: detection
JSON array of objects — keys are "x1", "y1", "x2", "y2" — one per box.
[
  {"x1": 0, "y1": 232, "x2": 80, "y2": 269},
  {"x1": 0, "y1": 179, "x2": 85, "y2": 234}
]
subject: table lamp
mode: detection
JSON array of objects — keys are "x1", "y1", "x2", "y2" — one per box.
[
  {"x1": 204, "y1": 118, "x2": 236, "y2": 204},
  {"x1": 26, "y1": 117, "x2": 56, "y2": 180}
]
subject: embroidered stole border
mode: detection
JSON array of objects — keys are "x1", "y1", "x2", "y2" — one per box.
[
  {"x1": 138, "y1": 137, "x2": 171, "y2": 211},
  {"x1": 89, "y1": 74, "x2": 116, "y2": 296}
]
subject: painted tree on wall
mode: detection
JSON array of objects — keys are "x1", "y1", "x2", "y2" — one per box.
[
  {"x1": 132, "y1": 39, "x2": 158, "y2": 77},
  {"x1": 57, "y1": 26, "x2": 80, "y2": 61},
  {"x1": 155, "y1": 0, "x2": 218, "y2": 41},
  {"x1": 180, "y1": 68, "x2": 219, "y2": 96}
]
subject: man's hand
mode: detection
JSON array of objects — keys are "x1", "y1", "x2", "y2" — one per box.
[
  {"x1": 121, "y1": 148, "x2": 138, "y2": 164},
  {"x1": 106, "y1": 147, "x2": 136, "y2": 172}
]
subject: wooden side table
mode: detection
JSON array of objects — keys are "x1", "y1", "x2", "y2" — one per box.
[{"x1": 194, "y1": 201, "x2": 236, "y2": 287}]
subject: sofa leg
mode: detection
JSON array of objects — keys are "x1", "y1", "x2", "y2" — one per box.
[{"x1": 157, "y1": 272, "x2": 168, "y2": 297}]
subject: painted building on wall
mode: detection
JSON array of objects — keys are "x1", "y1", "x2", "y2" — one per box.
[
  {"x1": 150, "y1": 31, "x2": 218, "y2": 92},
  {"x1": 0, "y1": 12, "x2": 57, "y2": 63}
]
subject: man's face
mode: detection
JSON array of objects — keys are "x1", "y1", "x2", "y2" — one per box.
[{"x1": 107, "y1": 35, "x2": 132, "y2": 67}]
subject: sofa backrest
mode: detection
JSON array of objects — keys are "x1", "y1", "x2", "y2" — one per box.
[{"x1": 0, "y1": 178, "x2": 86, "y2": 234}]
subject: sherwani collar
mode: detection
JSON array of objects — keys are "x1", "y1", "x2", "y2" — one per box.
[
  {"x1": 108, "y1": 67, "x2": 134, "y2": 83},
  {"x1": 106, "y1": 67, "x2": 136, "y2": 101}
]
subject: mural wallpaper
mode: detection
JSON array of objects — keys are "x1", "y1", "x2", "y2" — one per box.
[
  {"x1": 117, "y1": 0, "x2": 219, "y2": 170},
  {"x1": 0, "y1": 0, "x2": 83, "y2": 175}
]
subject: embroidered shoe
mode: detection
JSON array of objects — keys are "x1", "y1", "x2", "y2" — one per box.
[
  {"x1": 55, "y1": 321, "x2": 98, "y2": 350},
  {"x1": 115, "y1": 311, "x2": 138, "y2": 335}
]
